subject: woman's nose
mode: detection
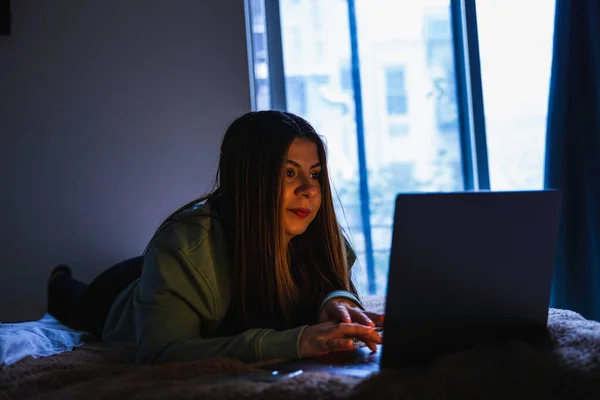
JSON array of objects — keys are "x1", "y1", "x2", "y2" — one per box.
[{"x1": 296, "y1": 181, "x2": 318, "y2": 198}]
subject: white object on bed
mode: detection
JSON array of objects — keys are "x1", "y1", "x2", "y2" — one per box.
[{"x1": 0, "y1": 313, "x2": 90, "y2": 367}]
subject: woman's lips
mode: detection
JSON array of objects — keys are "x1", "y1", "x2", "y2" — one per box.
[{"x1": 289, "y1": 209, "x2": 310, "y2": 219}]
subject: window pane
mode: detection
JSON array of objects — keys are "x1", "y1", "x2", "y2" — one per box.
[
  {"x1": 477, "y1": 1, "x2": 556, "y2": 190},
  {"x1": 248, "y1": 0, "x2": 270, "y2": 111},
  {"x1": 253, "y1": 0, "x2": 464, "y2": 295}
]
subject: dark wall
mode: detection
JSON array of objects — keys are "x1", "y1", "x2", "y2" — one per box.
[{"x1": 0, "y1": 0, "x2": 252, "y2": 322}]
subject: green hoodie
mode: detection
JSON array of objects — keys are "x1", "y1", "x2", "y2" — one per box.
[{"x1": 102, "y1": 203, "x2": 361, "y2": 364}]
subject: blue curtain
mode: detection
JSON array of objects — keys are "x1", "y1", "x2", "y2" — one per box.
[{"x1": 545, "y1": 0, "x2": 600, "y2": 321}]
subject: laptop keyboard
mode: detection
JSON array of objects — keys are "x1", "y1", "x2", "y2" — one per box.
[{"x1": 343, "y1": 351, "x2": 380, "y2": 366}]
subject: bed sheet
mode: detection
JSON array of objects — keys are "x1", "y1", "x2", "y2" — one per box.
[{"x1": 0, "y1": 313, "x2": 91, "y2": 367}]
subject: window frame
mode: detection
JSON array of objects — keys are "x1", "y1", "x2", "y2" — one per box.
[{"x1": 450, "y1": 0, "x2": 490, "y2": 190}]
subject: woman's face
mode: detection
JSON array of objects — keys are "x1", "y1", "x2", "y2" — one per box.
[{"x1": 282, "y1": 138, "x2": 322, "y2": 243}]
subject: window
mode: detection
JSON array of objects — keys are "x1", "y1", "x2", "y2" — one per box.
[
  {"x1": 340, "y1": 63, "x2": 353, "y2": 93},
  {"x1": 247, "y1": 0, "x2": 555, "y2": 296},
  {"x1": 250, "y1": 0, "x2": 265, "y2": 20},
  {"x1": 427, "y1": 19, "x2": 451, "y2": 39},
  {"x1": 384, "y1": 66, "x2": 408, "y2": 116},
  {"x1": 424, "y1": 13, "x2": 458, "y2": 132},
  {"x1": 388, "y1": 122, "x2": 410, "y2": 137},
  {"x1": 253, "y1": 32, "x2": 267, "y2": 61},
  {"x1": 476, "y1": 1, "x2": 556, "y2": 190},
  {"x1": 247, "y1": 0, "x2": 270, "y2": 111},
  {"x1": 285, "y1": 76, "x2": 307, "y2": 115}
]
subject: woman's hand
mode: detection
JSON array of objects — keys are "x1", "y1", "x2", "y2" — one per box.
[
  {"x1": 298, "y1": 322, "x2": 382, "y2": 358},
  {"x1": 318, "y1": 298, "x2": 384, "y2": 352},
  {"x1": 319, "y1": 298, "x2": 384, "y2": 328}
]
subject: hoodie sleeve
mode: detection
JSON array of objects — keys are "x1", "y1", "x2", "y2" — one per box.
[{"x1": 134, "y1": 240, "x2": 306, "y2": 364}]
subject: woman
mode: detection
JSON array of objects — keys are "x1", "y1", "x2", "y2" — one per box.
[{"x1": 48, "y1": 111, "x2": 383, "y2": 364}]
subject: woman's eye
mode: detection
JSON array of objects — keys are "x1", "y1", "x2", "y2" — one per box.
[
  {"x1": 311, "y1": 172, "x2": 320, "y2": 180},
  {"x1": 286, "y1": 169, "x2": 295, "y2": 178}
]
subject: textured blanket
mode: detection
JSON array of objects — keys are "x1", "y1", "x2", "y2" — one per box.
[{"x1": 1, "y1": 296, "x2": 600, "y2": 400}]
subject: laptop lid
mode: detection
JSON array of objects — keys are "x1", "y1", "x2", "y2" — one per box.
[{"x1": 380, "y1": 190, "x2": 562, "y2": 369}]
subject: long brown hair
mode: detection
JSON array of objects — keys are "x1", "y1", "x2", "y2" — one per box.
[{"x1": 156, "y1": 111, "x2": 357, "y2": 332}]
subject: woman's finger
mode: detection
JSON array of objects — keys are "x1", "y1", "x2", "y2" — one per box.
[
  {"x1": 352, "y1": 328, "x2": 383, "y2": 346},
  {"x1": 348, "y1": 308, "x2": 375, "y2": 327},
  {"x1": 335, "y1": 323, "x2": 378, "y2": 340},
  {"x1": 331, "y1": 304, "x2": 352, "y2": 323},
  {"x1": 364, "y1": 311, "x2": 385, "y2": 327},
  {"x1": 362, "y1": 339, "x2": 378, "y2": 352}
]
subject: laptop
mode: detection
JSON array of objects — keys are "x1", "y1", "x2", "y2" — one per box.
[{"x1": 264, "y1": 190, "x2": 562, "y2": 378}]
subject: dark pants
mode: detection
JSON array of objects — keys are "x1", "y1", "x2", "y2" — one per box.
[{"x1": 49, "y1": 256, "x2": 143, "y2": 339}]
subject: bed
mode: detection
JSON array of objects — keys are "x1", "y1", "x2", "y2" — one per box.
[{"x1": 2, "y1": 296, "x2": 600, "y2": 400}]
